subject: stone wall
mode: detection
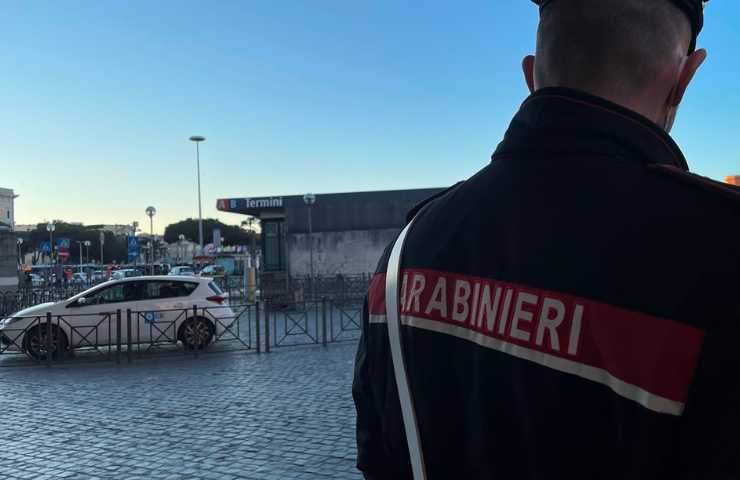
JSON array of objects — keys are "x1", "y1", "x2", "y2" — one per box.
[
  {"x1": 0, "y1": 231, "x2": 18, "y2": 292},
  {"x1": 287, "y1": 228, "x2": 398, "y2": 276}
]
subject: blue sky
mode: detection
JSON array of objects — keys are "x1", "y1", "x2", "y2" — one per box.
[{"x1": 2, "y1": 1, "x2": 738, "y2": 233}]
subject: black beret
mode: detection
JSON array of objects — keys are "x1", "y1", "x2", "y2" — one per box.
[{"x1": 531, "y1": 0, "x2": 708, "y2": 52}]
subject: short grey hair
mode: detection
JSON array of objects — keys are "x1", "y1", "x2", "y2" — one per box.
[{"x1": 535, "y1": 0, "x2": 692, "y2": 96}]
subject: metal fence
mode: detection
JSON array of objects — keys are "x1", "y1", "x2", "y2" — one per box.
[
  {"x1": 269, "y1": 274, "x2": 371, "y2": 304},
  {"x1": 1, "y1": 273, "x2": 371, "y2": 319},
  {"x1": 1, "y1": 286, "x2": 88, "y2": 318},
  {"x1": 0, "y1": 298, "x2": 361, "y2": 367}
]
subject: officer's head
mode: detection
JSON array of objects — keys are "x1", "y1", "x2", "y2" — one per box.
[{"x1": 523, "y1": 0, "x2": 707, "y2": 132}]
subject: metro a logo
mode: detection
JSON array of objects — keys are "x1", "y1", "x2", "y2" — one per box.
[{"x1": 400, "y1": 272, "x2": 584, "y2": 357}]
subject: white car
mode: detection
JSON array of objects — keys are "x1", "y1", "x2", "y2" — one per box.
[
  {"x1": 0, "y1": 276, "x2": 235, "y2": 359},
  {"x1": 169, "y1": 266, "x2": 196, "y2": 277},
  {"x1": 71, "y1": 272, "x2": 88, "y2": 285},
  {"x1": 110, "y1": 268, "x2": 143, "y2": 281}
]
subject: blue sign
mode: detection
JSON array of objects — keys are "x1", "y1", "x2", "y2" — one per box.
[
  {"x1": 143, "y1": 311, "x2": 163, "y2": 324},
  {"x1": 39, "y1": 241, "x2": 51, "y2": 253},
  {"x1": 127, "y1": 236, "x2": 139, "y2": 262},
  {"x1": 56, "y1": 238, "x2": 71, "y2": 249}
]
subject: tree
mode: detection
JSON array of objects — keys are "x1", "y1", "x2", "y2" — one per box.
[
  {"x1": 17, "y1": 222, "x2": 129, "y2": 265},
  {"x1": 163, "y1": 218, "x2": 259, "y2": 246}
]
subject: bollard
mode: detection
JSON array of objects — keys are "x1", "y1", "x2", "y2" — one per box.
[
  {"x1": 126, "y1": 309, "x2": 132, "y2": 363},
  {"x1": 192, "y1": 305, "x2": 199, "y2": 357},
  {"x1": 55, "y1": 315, "x2": 64, "y2": 364},
  {"x1": 46, "y1": 312, "x2": 52, "y2": 368},
  {"x1": 264, "y1": 300, "x2": 270, "y2": 353},
  {"x1": 322, "y1": 297, "x2": 327, "y2": 347},
  {"x1": 255, "y1": 302, "x2": 261, "y2": 353},
  {"x1": 116, "y1": 310, "x2": 122, "y2": 364}
]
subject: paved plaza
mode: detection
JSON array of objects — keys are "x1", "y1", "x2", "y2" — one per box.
[{"x1": 0, "y1": 343, "x2": 362, "y2": 480}]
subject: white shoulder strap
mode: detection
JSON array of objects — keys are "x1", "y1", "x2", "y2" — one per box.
[{"x1": 385, "y1": 219, "x2": 427, "y2": 480}]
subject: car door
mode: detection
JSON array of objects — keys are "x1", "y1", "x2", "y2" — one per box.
[
  {"x1": 65, "y1": 282, "x2": 142, "y2": 348},
  {"x1": 137, "y1": 280, "x2": 195, "y2": 345}
]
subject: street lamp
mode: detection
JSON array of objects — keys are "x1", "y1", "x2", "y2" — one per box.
[
  {"x1": 75, "y1": 240, "x2": 84, "y2": 271},
  {"x1": 99, "y1": 231, "x2": 105, "y2": 266},
  {"x1": 189, "y1": 135, "x2": 206, "y2": 252},
  {"x1": 46, "y1": 222, "x2": 56, "y2": 285},
  {"x1": 146, "y1": 206, "x2": 156, "y2": 274},
  {"x1": 178, "y1": 234, "x2": 185, "y2": 263},
  {"x1": 303, "y1": 193, "x2": 316, "y2": 300},
  {"x1": 16, "y1": 237, "x2": 23, "y2": 266},
  {"x1": 46, "y1": 222, "x2": 55, "y2": 265},
  {"x1": 84, "y1": 240, "x2": 91, "y2": 265}
]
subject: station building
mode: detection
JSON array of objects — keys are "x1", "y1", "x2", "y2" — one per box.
[
  {"x1": 0, "y1": 188, "x2": 17, "y2": 230},
  {"x1": 216, "y1": 187, "x2": 443, "y2": 279}
]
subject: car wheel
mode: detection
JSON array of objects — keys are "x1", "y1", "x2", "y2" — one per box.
[
  {"x1": 23, "y1": 324, "x2": 69, "y2": 361},
  {"x1": 179, "y1": 317, "x2": 213, "y2": 350}
]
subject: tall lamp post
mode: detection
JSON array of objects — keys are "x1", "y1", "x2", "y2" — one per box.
[
  {"x1": 146, "y1": 206, "x2": 156, "y2": 275},
  {"x1": 84, "y1": 240, "x2": 91, "y2": 265},
  {"x1": 178, "y1": 234, "x2": 185, "y2": 263},
  {"x1": 99, "y1": 231, "x2": 105, "y2": 266},
  {"x1": 16, "y1": 237, "x2": 23, "y2": 266},
  {"x1": 303, "y1": 193, "x2": 316, "y2": 300},
  {"x1": 46, "y1": 222, "x2": 55, "y2": 285},
  {"x1": 46, "y1": 222, "x2": 55, "y2": 265},
  {"x1": 189, "y1": 135, "x2": 206, "y2": 252},
  {"x1": 75, "y1": 241, "x2": 84, "y2": 272}
]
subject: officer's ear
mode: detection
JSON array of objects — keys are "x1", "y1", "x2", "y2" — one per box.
[
  {"x1": 668, "y1": 48, "x2": 707, "y2": 107},
  {"x1": 522, "y1": 55, "x2": 536, "y2": 94}
]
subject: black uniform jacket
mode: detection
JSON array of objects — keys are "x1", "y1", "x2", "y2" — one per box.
[{"x1": 353, "y1": 87, "x2": 740, "y2": 480}]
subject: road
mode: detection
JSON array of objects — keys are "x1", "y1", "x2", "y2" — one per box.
[{"x1": 0, "y1": 343, "x2": 362, "y2": 480}]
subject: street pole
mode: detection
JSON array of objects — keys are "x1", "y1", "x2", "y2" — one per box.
[
  {"x1": 197, "y1": 141, "x2": 203, "y2": 250},
  {"x1": 189, "y1": 136, "x2": 206, "y2": 252},
  {"x1": 302, "y1": 193, "x2": 316, "y2": 301},
  {"x1": 145, "y1": 207, "x2": 156, "y2": 275},
  {"x1": 77, "y1": 241, "x2": 83, "y2": 272},
  {"x1": 308, "y1": 205, "x2": 314, "y2": 298},
  {"x1": 150, "y1": 218, "x2": 154, "y2": 275},
  {"x1": 17, "y1": 238, "x2": 23, "y2": 267},
  {"x1": 100, "y1": 231, "x2": 105, "y2": 265}
]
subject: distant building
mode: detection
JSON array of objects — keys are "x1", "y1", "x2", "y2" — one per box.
[
  {"x1": 166, "y1": 239, "x2": 198, "y2": 264},
  {"x1": 216, "y1": 188, "x2": 444, "y2": 278},
  {"x1": 13, "y1": 224, "x2": 36, "y2": 233},
  {"x1": 726, "y1": 175, "x2": 740, "y2": 186},
  {"x1": 0, "y1": 188, "x2": 17, "y2": 230}
]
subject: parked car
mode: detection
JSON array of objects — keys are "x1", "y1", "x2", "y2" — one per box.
[
  {"x1": 0, "y1": 276, "x2": 234, "y2": 359},
  {"x1": 169, "y1": 266, "x2": 195, "y2": 277},
  {"x1": 29, "y1": 274, "x2": 44, "y2": 288},
  {"x1": 199, "y1": 264, "x2": 226, "y2": 278},
  {"x1": 110, "y1": 268, "x2": 143, "y2": 281},
  {"x1": 91, "y1": 270, "x2": 106, "y2": 283},
  {"x1": 71, "y1": 272, "x2": 88, "y2": 285}
]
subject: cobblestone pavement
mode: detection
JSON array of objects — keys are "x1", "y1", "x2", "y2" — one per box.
[{"x1": 0, "y1": 343, "x2": 362, "y2": 479}]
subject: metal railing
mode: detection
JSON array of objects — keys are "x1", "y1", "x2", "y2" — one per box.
[
  {"x1": 0, "y1": 297, "x2": 363, "y2": 367},
  {"x1": 1, "y1": 273, "x2": 372, "y2": 319},
  {"x1": 1, "y1": 286, "x2": 88, "y2": 317}
]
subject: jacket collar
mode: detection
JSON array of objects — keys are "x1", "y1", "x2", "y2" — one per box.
[{"x1": 492, "y1": 87, "x2": 689, "y2": 171}]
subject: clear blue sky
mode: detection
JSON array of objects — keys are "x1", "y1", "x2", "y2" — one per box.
[{"x1": 2, "y1": 1, "x2": 738, "y2": 233}]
